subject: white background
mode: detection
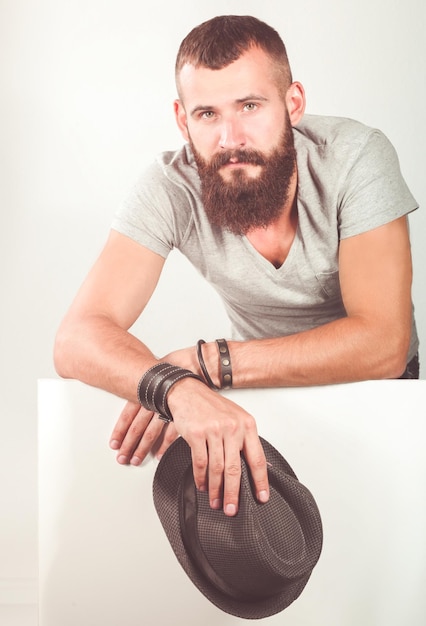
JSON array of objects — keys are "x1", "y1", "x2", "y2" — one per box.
[{"x1": 1, "y1": 0, "x2": 425, "y2": 603}]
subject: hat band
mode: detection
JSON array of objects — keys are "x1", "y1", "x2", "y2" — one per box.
[{"x1": 179, "y1": 468, "x2": 257, "y2": 602}]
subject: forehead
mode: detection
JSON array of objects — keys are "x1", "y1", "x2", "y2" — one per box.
[{"x1": 177, "y1": 47, "x2": 281, "y2": 106}]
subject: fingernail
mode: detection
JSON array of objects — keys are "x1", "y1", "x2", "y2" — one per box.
[
  {"x1": 198, "y1": 484, "x2": 207, "y2": 492},
  {"x1": 110, "y1": 440, "x2": 120, "y2": 450},
  {"x1": 117, "y1": 455, "x2": 127, "y2": 464},
  {"x1": 130, "y1": 456, "x2": 141, "y2": 466},
  {"x1": 156, "y1": 453, "x2": 163, "y2": 461},
  {"x1": 211, "y1": 498, "x2": 221, "y2": 509},
  {"x1": 225, "y1": 503, "x2": 237, "y2": 516},
  {"x1": 258, "y1": 490, "x2": 269, "y2": 503}
]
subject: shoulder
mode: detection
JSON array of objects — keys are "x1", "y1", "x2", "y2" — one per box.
[
  {"x1": 293, "y1": 114, "x2": 379, "y2": 147},
  {"x1": 293, "y1": 114, "x2": 400, "y2": 191},
  {"x1": 123, "y1": 144, "x2": 202, "y2": 218},
  {"x1": 112, "y1": 144, "x2": 202, "y2": 255},
  {"x1": 152, "y1": 144, "x2": 201, "y2": 192},
  {"x1": 293, "y1": 114, "x2": 417, "y2": 239},
  {"x1": 293, "y1": 114, "x2": 402, "y2": 172}
]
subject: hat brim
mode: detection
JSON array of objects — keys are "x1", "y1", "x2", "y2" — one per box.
[{"x1": 153, "y1": 436, "x2": 322, "y2": 619}]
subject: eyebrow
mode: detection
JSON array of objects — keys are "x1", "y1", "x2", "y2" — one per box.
[{"x1": 189, "y1": 94, "x2": 269, "y2": 117}]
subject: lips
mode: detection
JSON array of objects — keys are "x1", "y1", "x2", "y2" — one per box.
[
  {"x1": 225, "y1": 159, "x2": 254, "y2": 166},
  {"x1": 213, "y1": 151, "x2": 265, "y2": 171}
]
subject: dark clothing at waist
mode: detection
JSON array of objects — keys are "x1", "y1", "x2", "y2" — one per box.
[{"x1": 398, "y1": 353, "x2": 420, "y2": 379}]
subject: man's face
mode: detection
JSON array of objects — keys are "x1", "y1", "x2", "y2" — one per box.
[
  {"x1": 175, "y1": 47, "x2": 297, "y2": 234},
  {"x1": 189, "y1": 124, "x2": 296, "y2": 234}
]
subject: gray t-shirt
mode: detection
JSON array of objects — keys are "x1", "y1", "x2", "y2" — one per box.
[{"x1": 112, "y1": 114, "x2": 419, "y2": 360}]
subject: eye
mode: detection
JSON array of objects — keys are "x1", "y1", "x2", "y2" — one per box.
[
  {"x1": 200, "y1": 110, "x2": 216, "y2": 120},
  {"x1": 243, "y1": 102, "x2": 258, "y2": 112}
]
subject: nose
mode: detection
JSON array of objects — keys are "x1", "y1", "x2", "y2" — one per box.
[{"x1": 219, "y1": 118, "x2": 246, "y2": 150}]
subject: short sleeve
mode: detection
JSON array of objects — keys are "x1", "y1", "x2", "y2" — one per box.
[
  {"x1": 111, "y1": 158, "x2": 194, "y2": 258},
  {"x1": 337, "y1": 129, "x2": 418, "y2": 239}
]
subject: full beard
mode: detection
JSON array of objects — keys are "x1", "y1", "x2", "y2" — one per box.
[{"x1": 190, "y1": 123, "x2": 297, "y2": 235}]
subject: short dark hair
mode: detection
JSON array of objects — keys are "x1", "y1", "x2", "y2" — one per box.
[{"x1": 175, "y1": 15, "x2": 292, "y2": 96}]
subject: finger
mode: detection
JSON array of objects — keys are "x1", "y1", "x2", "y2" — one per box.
[
  {"x1": 110, "y1": 401, "x2": 141, "y2": 450},
  {"x1": 206, "y1": 434, "x2": 225, "y2": 511},
  {"x1": 115, "y1": 406, "x2": 156, "y2": 464},
  {"x1": 155, "y1": 422, "x2": 179, "y2": 460},
  {"x1": 243, "y1": 433, "x2": 269, "y2": 504},
  {"x1": 189, "y1": 440, "x2": 209, "y2": 494},
  {"x1": 127, "y1": 415, "x2": 166, "y2": 465},
  {"x1": 221, "y1": 439, "x2": 242, "y2": 517}
]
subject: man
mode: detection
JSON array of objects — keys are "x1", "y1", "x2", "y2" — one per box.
[{"x1": 54, "y1": 15, "x2": 419, "y2": 517}]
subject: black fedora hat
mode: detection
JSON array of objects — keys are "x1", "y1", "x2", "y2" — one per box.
[{"x1": 153, "y1": 436, "x2": 323, "y2": 619}]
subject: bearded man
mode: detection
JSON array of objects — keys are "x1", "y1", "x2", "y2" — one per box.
[{"x1": 54, "y1": 15, "x2": 419, "y2": 517}]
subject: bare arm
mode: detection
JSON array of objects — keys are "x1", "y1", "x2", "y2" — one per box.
[
  {"x1": 54, "y1": 229, "x2": 269, "y2": 516},
  {"x1": 54, "y1": 229, "x2": 166, "y2": 398},
  {"x1": 108, "y1": 215, "x2": 413, "y2": 486},
  {"x1": 198, "y1": 216, "x2": 413, "y2": 387}
]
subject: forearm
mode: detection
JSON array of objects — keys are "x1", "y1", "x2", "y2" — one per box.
[
  {"x1": 54, "y1": 314, "x2": 158, "y2": 402},
  {"x1": 201, "y1": 316, "x2": 410, "y2": 389},
  {"x1": 56, "y1": 314, "x2": 270, "y2": 517}
]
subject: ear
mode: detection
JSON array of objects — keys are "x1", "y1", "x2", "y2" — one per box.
[
  {"x1": 174, "y1": 99, "x2": 189, "y2": 141},
  {"x1": 285, "y1": 82, "x2": 306, "y2": 126}
]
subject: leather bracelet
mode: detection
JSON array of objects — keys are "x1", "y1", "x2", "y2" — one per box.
[
  {"x1": 196, "y1": 340, "x2": 220, "y2": 390},
  {"x1": 137, "y1": 363, "x2": 178, "y2": 412},
  {"x1": 215, "y1": 338, "x2": 233, "y2": 389},
  {"x1": 137, "y1": 362, "x2": 203, "y2": 422},
  {"x1": 146, "y1": 364, "x2": 183, "y2": 414}
]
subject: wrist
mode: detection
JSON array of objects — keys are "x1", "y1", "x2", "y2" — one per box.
[
  {"x1": 196, "y1": 340, "x2": 220, "y2": 389},
  {"x1": 196, "y1": 339, "x2": 234, "y2": 390},
  {"x1": 166, "y1": 373, "x2": 208, "y2": 418},
  {"x1": 136, "y1": 362, "x2": 203, "y2": 422},
  {"x1": 215, "y1": 338, "x2": 233, "y2": 389}
]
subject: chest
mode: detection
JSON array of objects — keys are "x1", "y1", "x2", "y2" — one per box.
[
  {"x1": 245, "y1": 213, "x2": 298, "y2": 269},
  {"x1": 245, "y1": 231, "x2": 294, "y2": 268}
]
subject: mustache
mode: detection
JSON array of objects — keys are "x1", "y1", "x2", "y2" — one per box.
[{"x1": 208, "y1": 149, "x2": 267, "y2": 171}]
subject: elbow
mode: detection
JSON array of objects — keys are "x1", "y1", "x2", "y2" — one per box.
[
  {"x1": 379, "y1": 332, "x2": 411, "y2": 380},
  {"x1": 53, "y1": 323, "x2": 75, "y2": 379},
  {"x1": 385, "y1": 352, "x2": 409, "y2": 379}
]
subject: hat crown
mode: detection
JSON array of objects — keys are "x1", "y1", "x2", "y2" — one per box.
[
  {"x1": 153, "y1": 437, "x2": 323, "y2": 619},
  {"x1": 180, "y1": 459, "x2": 321, "y2": 600}
]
